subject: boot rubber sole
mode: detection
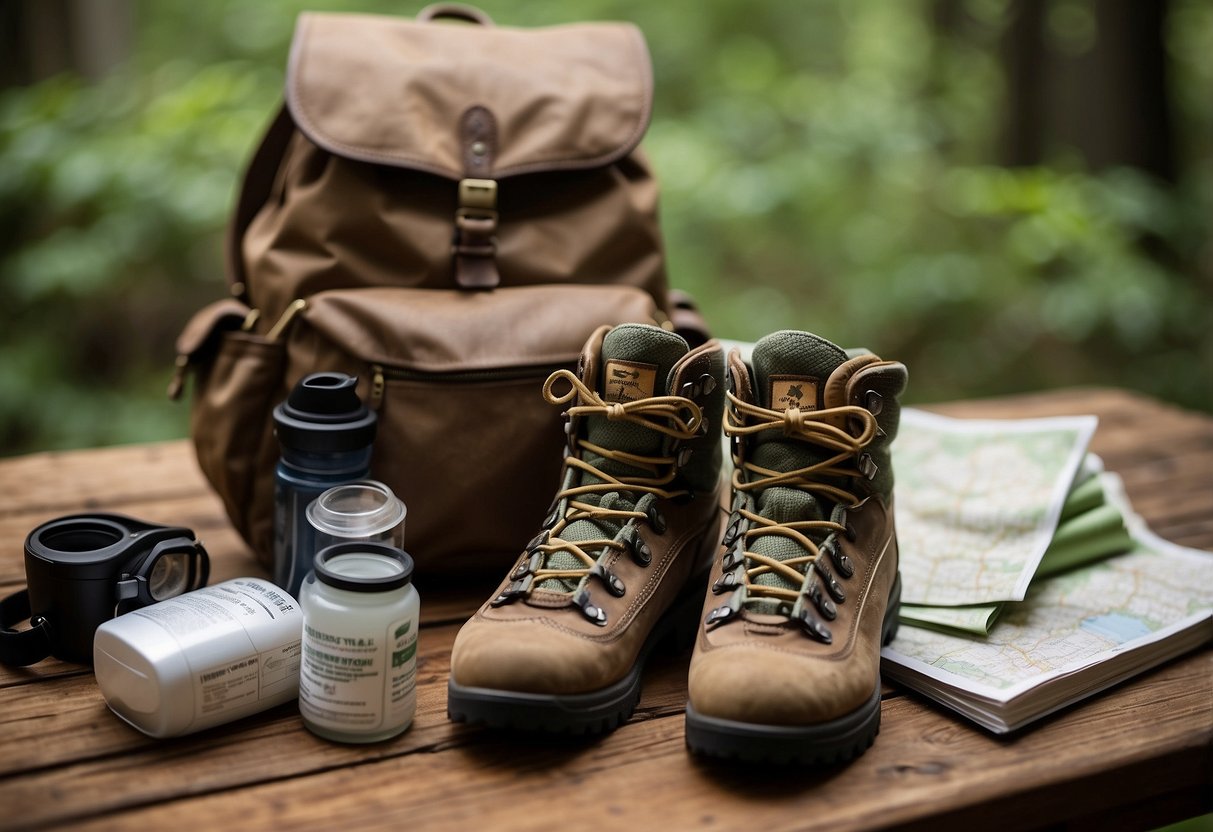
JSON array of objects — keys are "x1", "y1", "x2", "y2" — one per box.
[
  {"x1": 447, "y1": 570, "x2": 708, "y2": 735},
  {"x1": 685, "y1": 572, "x2": 901, "y2": 765}
]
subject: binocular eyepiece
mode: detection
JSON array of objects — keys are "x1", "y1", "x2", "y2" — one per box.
[{"x1": 0, "y1": 513, "x2": 210, "y2": 666}]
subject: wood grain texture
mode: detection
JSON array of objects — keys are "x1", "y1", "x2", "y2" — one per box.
[
  {"x1": 0, "y1": 441, "x2": 207, "y2": 519},
  {"x1": 56, "y1": 653, "x2": 1212, "y2": 832},
  {"x1": 0, "y1": 619, "x2": 703, "y2": 829},
  {"x1": 0, "y1": 388, "x2": 1209, "y2": 832}
]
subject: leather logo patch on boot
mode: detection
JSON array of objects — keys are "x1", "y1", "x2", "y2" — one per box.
[
  {"x1": 769, "y1": 375, "x2": 820, "y2": 411},
  {"x1": 604, "y1": 360, "x2": 658, "y2": 403}
]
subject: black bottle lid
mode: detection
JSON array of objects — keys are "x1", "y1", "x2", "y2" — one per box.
[{"x1": 273, "y1": 373, "x2": 377, "y2": 454}]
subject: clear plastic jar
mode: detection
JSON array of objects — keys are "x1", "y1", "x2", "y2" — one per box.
[
  {"x1": 298, "y1": 542, "x2": 419, "y2": 743},
  {"x1": 306, "y1": 480, "x2": 406, "y2": 553}
]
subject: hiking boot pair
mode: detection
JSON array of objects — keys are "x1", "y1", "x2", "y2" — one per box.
[{"x1": 447, "y1": 324, "x2": 908, "y2": 763}]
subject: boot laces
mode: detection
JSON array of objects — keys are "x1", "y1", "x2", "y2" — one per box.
[
  {"x1": 720, "y1": 390, "x2": 878, "y2": 625},
  {"x1": 500, "y1": 369, "x2": 703, "y2": 605}
]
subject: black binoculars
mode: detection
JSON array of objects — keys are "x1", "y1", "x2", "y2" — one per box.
[{"x1": 0, "y1": 513, "x2": 209, "y2": 666}]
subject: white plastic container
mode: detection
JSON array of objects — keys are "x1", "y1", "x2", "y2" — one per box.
[
  {"x1": 299, "y1": 542, "x2": 419, "y2": 743},
  {"x1": 93, "y1": 578, "x2": 302, "y2": 738}
]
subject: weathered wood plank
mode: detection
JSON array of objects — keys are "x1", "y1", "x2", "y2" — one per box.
[
  {"x1": 924, "y1": 386, "x2": 1196, "y2": 424},
  {"x1": 0, "y1": 441, "x2": 208, "y2": 519},
  {"x1": 0, "y1": 618, "x2": 704, "y2": 828},
  {"x1": 55, "y1": 651, "x2": 1211, "y2": 832}
]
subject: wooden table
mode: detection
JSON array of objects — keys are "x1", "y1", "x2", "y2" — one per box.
[{"x1": 0, "y1": 388, "x2": 1209, "y2": 831}]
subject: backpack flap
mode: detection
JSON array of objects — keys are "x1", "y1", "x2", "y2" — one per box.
[
  {"x1": 281, "y1": 10, "x2": 655, "y2": 291},
  {"x1": 286, "y1": 13, "x2": 652, "y2": 179}
]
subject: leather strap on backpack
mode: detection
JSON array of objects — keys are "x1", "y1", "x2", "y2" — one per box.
[
  {"x1": 417, "y1": 5, "x2": 504, "y2": 289},
  {"x1": 454, "y1": 106, "x2": 501, "y2": 289}
]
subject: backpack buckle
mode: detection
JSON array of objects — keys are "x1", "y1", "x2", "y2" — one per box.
[
  {"x1": 459, "y1": 178, "x2": 497, "y2": 209},
  {"x1": 453, "y1": 179, "x2": 500, "y2": 288}
]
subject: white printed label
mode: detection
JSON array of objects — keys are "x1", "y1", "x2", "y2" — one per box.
[
  {"x1": 131, "y1": 579, "x2": 297, "y2": 644},
  {"x1": 129, "y1": 579, "x2": 302, "y2": 722},
  {"x1": 192, "y1": 642, "x2": 301, "y2": 720},
  {"x1": 260, "y1": 641, "x2": 302, "y2": 699},
  {"x1": 197, "y1": 655, "x2": 260, "y2": 716},
  {"x1": 299, "y1": 617, "x2": 417, "y2": 733}
]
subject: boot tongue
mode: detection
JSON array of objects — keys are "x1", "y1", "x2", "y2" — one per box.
[
  {"x1": 747, "y1": 332, "x2": 850, "y2": 600},
  {"x1": 541, "y1": 324, "x2": 689, "y2": 592},
  {"x1": 751, "y1": 330, "x2": 850, "y2": 413},
  {"x1": 588, "y1": 324, "x2": 690, "y2": 479}
]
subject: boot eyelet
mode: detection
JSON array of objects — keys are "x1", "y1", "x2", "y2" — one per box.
[
  {"x1": 856, "y1": 453, "x2": 878, "y2": 480},
  {"x1": 491, "y1": 574, "x2": 533, "y2": 607},
  {"x1": 711, "y1": 569, "x2": 741, "y2": 594},
  {"x1": 704, "y1": 604, "x2": 735, "y2": 629},
  {"x1": 814, "y1": 560, "x2": 846, "y2": 603},
  {"x1": 510, "y1": 548, "x2": 538, "y2": 580},
  {"x1": 590, "y1": 563, "x2": 626, "y2": 597},
  {"x1": 864, "y1": 390, "x2": 883, "y2": 415},
  {"x1": 804, "y1": 579, "x2": 837, "y2": 621},
  {"x1": 645, "y1": 505, "x2": 667, "y2": 535},
  {"x1": 833, "y1": 549, "x2": 854, "y2": 579},
  {"x1": 721, "y1": 515, "x2": 747, "y2": 548},
  {"x1": 794, "y1": 606, "x2": 833, "y2": 644},
  {"x1": 630, "y1": 536, "x2": 652, "y2": 566},
  {"x1": 573, "y1": 588, "x2": 608, "y2": 626},
  {"x1": 721, "y1": 541, "x2": 745, "y2": 571}
]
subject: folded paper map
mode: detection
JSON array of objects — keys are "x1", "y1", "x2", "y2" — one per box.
[
  {"x1": 881, "y1": 474, "x2": 1213, "y2": 733},
  {"x1": 893, "y1": 408, "x2": 1097, "y2": 606},
  {"x1": 898, "y1": 458, "x2": 1133, "y2": 636}
]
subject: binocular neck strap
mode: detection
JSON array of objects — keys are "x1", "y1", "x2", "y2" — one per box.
[{"x1": 0, "y1": 590, "x2": 53, "y2": 667}]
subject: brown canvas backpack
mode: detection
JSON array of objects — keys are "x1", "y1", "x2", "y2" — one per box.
[{"x1": 171, "y1": 5, "x2": 705, "y2": 577}]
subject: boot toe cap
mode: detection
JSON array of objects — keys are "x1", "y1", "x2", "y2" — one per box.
[
  {"x1": 688, "y1": 643, "x2": 877, "y2": 726},
  {"x1": 450, "y1": 617, "x2": 611, "y2": 695}
]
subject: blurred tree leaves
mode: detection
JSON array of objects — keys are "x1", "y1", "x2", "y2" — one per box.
[{"x1": 0, "y1": 0, "x2": 1210, "y2": 455}]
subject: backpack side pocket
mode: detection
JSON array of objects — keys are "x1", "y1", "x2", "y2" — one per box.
[{"x1": 174, "y1": 301, "x2": 286, "y2": 566}]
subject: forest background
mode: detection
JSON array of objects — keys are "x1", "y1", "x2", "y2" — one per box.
[{"x1": 1, "y1": 0, "x2": 1209, "y2": 455}]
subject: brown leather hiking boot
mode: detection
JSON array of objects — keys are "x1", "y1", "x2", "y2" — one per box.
[
  {"x1": 448, "y1": 323, "x2": 726, "y2": 733},
  {"x1": 685, "y1": 331, "x2": 907, "y2": 763}
]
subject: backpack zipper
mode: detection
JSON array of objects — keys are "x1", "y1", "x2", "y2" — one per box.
[{"x1": 369, "y1": 362, "x2": 573, "y2": 409}]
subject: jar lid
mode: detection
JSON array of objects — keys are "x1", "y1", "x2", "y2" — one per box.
[
  {"x1": 307, "y1": 480, "x2": 407, "y2": 539},
  {"x1": 313, "y1": 542, "x2": 414, "y2": 592}
]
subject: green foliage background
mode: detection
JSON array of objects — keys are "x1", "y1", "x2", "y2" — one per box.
[{"x1": 2, "y1": 0, "x2": 1210, "y2": 455}]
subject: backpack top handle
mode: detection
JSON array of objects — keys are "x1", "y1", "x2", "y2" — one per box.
[{"x1": 416, "y1": 3, "x2": 495, "y2": 26}]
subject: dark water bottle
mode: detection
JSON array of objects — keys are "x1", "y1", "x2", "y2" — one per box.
[{"x1": 273, "y1": 373, "x2": 377, "y2": 597}]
